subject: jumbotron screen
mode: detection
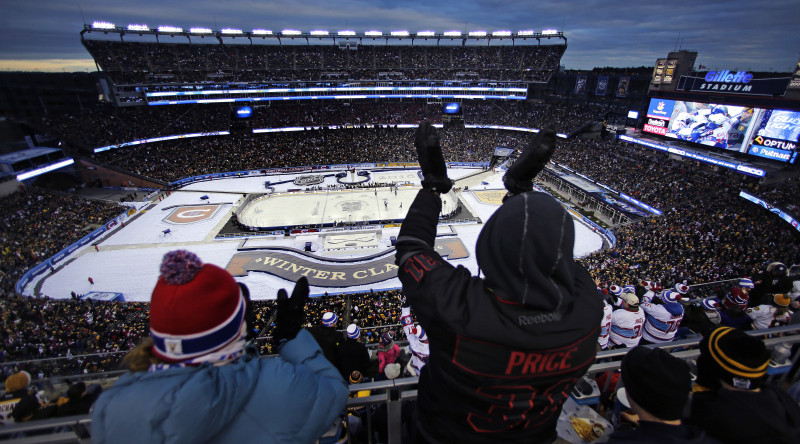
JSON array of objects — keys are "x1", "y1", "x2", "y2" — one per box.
[{"x1": 643, "y1": 98, "x2": 799, "y2": 163}]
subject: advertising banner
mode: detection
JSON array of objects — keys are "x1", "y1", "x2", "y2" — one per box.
[
  {"x1": 646, "y1": 99, "x2": 676, "y2": 120},
  {"x1": 574, "y1": 75, "x2": 587, "y2": 94},
  {"x1": 616, "y1": 77, "x2": 630, "y2": 97},
  {"x1": 596, "y1": 76, "x2": 609, "y2": 96},
  {"x1": 681, "y1": 72, "x2": 791, "y2": 96}
]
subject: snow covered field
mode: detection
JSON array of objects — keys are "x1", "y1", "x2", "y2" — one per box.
[{"x1": 29, "y1": 168, "x2": 604, "y2": 302}]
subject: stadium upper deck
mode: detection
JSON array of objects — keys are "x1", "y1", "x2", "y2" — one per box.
[{"x1": 80, "y1": 24, "x2": 567, "y2": 105}]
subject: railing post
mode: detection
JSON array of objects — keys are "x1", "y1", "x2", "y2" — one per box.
[{"x1": 387, "y1": 386, "x2": 402, "y2": 444}]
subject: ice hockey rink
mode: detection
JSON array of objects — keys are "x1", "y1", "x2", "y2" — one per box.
[{"x1": 28, "y1": 167, "x2": 606, "y2": 302}]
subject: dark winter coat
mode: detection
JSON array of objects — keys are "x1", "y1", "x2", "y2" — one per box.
[
  {"x1": 688, "y1": 384, "x2": 800, "y2": 444},
  {"x1": 607, "y1": 420, "x2": 720, "y2": 444},
  {"x1": 395, "y1": 190, "x2": 602, "y2": 444}
]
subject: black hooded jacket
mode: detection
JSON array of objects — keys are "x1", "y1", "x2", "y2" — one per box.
[
  {"x1": 396, "y1": 189, "x2": 602, "y2": 444},
  {"x1": 689, "y1": 384, "x2": 800, "y2": 444}
]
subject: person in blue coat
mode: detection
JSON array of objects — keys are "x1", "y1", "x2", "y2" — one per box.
[{"x1": 91, "y1": 250, "x2": 348, "y2": 444}]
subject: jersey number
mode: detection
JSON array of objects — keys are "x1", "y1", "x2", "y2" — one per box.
[{"x1": 466, "y1": 378, "x2": 574, "y2": 433}]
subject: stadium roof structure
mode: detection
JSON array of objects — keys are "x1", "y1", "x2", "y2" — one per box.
[{"x1": 81, "y1": 23, "x2": 566, "y2": 45}]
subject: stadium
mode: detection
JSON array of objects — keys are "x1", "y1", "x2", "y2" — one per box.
[{"x1": 0, "y1": 16, "x2": 799, "y2": 443}]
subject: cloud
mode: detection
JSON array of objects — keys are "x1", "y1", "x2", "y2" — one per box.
[
  {"x1": 0, "y1": 0, "x2": 798, "y2": 71},
  {"x1": 0, "y1": 59, "x2": 96, "y2": 72}
]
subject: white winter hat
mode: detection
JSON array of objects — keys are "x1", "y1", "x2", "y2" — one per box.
[{"x1": 384, "y1": 363, "x2": 402, "y2": 380}]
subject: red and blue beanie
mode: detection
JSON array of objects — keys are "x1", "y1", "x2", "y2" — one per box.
[{"x1": 150, "y1": 250, "x2": 245, "y2": 362}]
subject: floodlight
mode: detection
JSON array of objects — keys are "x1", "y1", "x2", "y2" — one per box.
[
  {"x1": 416, "y1": 31, "x2": 435, "y2": 37},
  {"x1": 364, "y1": 30, "x2": 383, "y2": 36},
  {"x1": 127, "y1": 24, "x2": 150, "y2": 32},
  {"x1": 468, "y1": 31, "x2": 487, "y2": 37},
  {"x1": 391, "y1": 30, "x2": 410, "y2": 36},
  {"x1": 541, "y1": 29, "x2": 559, "y2": 35},
  {"x1": 221, "y1": 28, "x2": 243, "y2": 35},
  {"x1": 92, "y1": 21, "x2": 115, "y2": 30},
  {"x1": 252, "y1": 29, "x2": 273, "y2": 35},
  {"x1": 443, "y1": 31, "x2": 461, "y2": 37},
  {"x1": 158, "y1": 26, "x2": 183, "y2": 33},
  {"x1": 338, "y1": 30, "x2": 356, "y2": 36},
  {"x1": 492, "y1": 30, "x2": 512, "y2": 37},
  {"x1": 281, "y1": 29, "x2": 302, "y2": 35},
  {"x1": 189, "y1": 27, "x2": 213, "y2": 34},
  {"x1": 517, "y1": 30, "x2": 535, "y2": 36},
  {"x1": 310, "y1": 30, "x2": 329, "y2": 35}
]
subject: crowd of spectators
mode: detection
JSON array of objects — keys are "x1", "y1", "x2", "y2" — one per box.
[
  {"x1": 91, "y1": 127, "x2": 528, "y2": 182},
  {"x1": 4, "y1": 132, "x2": 799, "y2": 379},
  {"x1": 0, "y1": 187, "x2": 126, "y2": 298},
  {"x1": 40, "y1": 101, "x2": 610, "y2": 150},
  {"x1": 0, "y1": 288, "x2": 407, "y2": 380},
  {"x1": 5, "y1": 100, "x2": 800, "y2": 433},
  {"x1": 82, "y1": 40, "x2": 564, "y2": 84},
  {"x1": 40, "y1": 103, "x2": 229, "y2": 150},
  {"x1": 752, "y1": 175, "x2": 800, "y2": 215},
  {"x1": 546, "y1": 137, "x2": 800, "y2": 288}
]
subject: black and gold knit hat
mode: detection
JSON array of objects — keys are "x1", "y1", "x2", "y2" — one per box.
[{"x1": 697, "y1": 326, "x2": 770, "y2": 390}]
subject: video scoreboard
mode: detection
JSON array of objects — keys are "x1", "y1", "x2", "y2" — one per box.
[{"x1": 643, "y1": 97, "x2": 799, "y2": 163}]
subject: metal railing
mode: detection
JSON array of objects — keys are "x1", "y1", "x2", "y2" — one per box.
[{"x1": 2, "y1": 324, "x2": 799, "y2": 443}]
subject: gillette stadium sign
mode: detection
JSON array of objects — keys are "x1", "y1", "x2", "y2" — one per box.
[
  {"x1": 705, "y1": 70, "x2": 754, "y2": 84},
  {"x1": 698, "y1": 71, "x2": 754, "y2": 92},
  {"x1": 682, "y1": 71, "x2": 791, "y2": 96}
]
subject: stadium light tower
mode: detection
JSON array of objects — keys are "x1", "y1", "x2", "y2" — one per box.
[
  {"x1": 91, "y1": 21, "x2": 115, "y2": 30},
  {"x1": 158, "y1": 25, "x2": 183, "y2": 33},
  {"x1": 189, "y1": 27, "x2": 213, "y2": 34},
  {"x1": 127, "y1": 24, "x2": 150, "y2": 32}
]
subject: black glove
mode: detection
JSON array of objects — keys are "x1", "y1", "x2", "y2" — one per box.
[
  {"x1": 273, "y1": 277, "x2": 309, "y2": 347},
  {"x1": 238, "y1": 283, "x2": 258, "y2": 341},
  {"x1": 503, "y1": 125, "x2": 556, "y2": 195},
  {"x1": 415, "y1": 122, "x2": 453, "y2": 193}
]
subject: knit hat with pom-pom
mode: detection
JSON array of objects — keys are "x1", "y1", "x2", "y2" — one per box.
[{"x1": 150, "y1": 250, "x2": 245, "y2": 362}]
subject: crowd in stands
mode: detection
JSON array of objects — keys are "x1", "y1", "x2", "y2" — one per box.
[
  {"x1": 82, "y1": 40, "x2": 564, "y2": 84},
  {"x1": 0, "y1": 288, "x2": 410, "y2": 386},
  {"x1": 92, "y1": 127, "x2": 526, "y2": 182},
  {"x1": 5, "y1": 94, "x2": 800, "y2": 439},
  {"x1": 4, "y1": 128, "x2": 799, "y2": 371},
  {"x1": 558, "y1": 137, "x2": 800, "y2": 287},
  {"x1": 40, "y1": 103, "x2": 230, "y2": 150},
  {"x1": 754, "y1": 175, "x2": 800, "y2": 214},
  {"x1": 0, "y1": 187, "x2": 126, "y2": 298},
  {"x1": 40, "y1": 101, "x2": 610, "y2": 150}
]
